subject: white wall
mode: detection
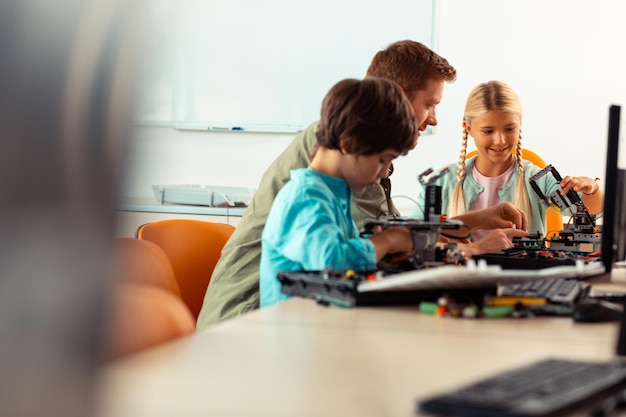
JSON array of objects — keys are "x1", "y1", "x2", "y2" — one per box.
[
  {"x1": 119, "y1": 0, "x2": 626, "y2": 211},
  {"x1": 121, "y1": 126, "x2": 296, "y2": 199},
  {"x1": 430, "y1": 0, "x2": 626, "y2": 200}
]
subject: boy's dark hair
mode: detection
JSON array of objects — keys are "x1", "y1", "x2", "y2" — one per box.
[
  {"x1": 316, "y1": 77, "x2": 418, "y2": 155},
  {"x1": 366, "y1": 40, "x2": 457, "y2": 100}
]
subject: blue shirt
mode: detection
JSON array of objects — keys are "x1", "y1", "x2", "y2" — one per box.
[
  {"x1": 260, "y1": 168, "x2": 377, "y2": 307},
  {"x1": 412, "y1": 156, "x2": 571, "y2": 236}
]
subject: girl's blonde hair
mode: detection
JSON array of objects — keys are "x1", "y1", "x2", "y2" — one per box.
[{"x1": 448, "y1": 81, "x2": 533, "y2": 227}]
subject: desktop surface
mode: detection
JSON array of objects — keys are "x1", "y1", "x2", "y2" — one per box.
[{"x1": 96, "y1": 278, "x2": 626, "y2": 417}]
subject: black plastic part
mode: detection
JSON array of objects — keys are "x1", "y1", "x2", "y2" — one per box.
[{"x1": 278, "y1": 270, "x2": 495, "y2": 308}]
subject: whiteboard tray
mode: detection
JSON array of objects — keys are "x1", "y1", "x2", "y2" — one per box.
[{"x1": 152, "y1": 185, "x2": 254, "y2": 207}]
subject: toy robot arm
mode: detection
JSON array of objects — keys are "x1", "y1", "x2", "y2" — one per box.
[{"x1": 528, "y1": 164, "x2": 596, "y2": 229}]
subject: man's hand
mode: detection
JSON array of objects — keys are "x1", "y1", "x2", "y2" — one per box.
[
  {"x1": 453, "y1": 202, "x2": 528, "y2": 231},
  {"x1": 459, "y1": 228, "x2": 529, "y2": 257}
]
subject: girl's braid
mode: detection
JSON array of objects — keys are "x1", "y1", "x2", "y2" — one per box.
[
  {"x1": 456, "y1": 129, "x2": 469, "y2": 182},
  {"x1": 515, "y1": 134, "x2": 524, "y2": 174}
]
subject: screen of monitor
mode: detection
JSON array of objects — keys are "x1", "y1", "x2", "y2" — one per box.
[{"x1": 602, "y1": 105, "x2": 626, "y2": 273}]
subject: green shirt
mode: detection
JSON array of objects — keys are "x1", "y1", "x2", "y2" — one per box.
[{"x1": 195, "y1": 121, "x2": 397, "y2": 330}]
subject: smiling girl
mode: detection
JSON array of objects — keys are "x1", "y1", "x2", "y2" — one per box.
[{"x1": 413, "y1": 80, "x2": 603, "y2": 239}]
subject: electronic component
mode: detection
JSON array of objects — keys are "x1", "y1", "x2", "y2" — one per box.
[
  {"x1": 512, "y1": 233, "x2": 547, "y2": 250},
  {"x1": 362, "y1": 217, "x2": 465, "y2": 271},
  {"x1": 529, "y1": 164, "x2": 601, "y2": 253},
  {"x1": 277, "y1": 268, "x2": 493, "y2": 308},
  {"x1": 418, "y1": 167, "x2": 449, "y2": 222},
  {"x1": 472, "y1": 247, "x2": 579, "y2": 270}
]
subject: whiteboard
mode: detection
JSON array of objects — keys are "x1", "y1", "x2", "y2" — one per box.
[{"x1": 135, "y1": 0, "x2": 437, "y2": 131}]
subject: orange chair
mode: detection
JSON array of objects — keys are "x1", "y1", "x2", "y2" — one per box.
[
  {"x1": 465, "y1": 148, "x2": 563, "y2": 237},
  {"x1": 135, "y1": 219, "x2": 236, "y2": 320},
  {"x1": 102, "y1": 283, "x2": 196, "y2": 361},
  {"x1": 111, "y1": 237, "x2": 181, "y2": 297}
]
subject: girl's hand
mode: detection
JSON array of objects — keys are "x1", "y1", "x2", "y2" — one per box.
[
  {"x1": 559, "y1": 175, "x2": 603, "y2": 215},
  {"x1": 560, "y1": 176, "x2": 599, "y2": 196}
]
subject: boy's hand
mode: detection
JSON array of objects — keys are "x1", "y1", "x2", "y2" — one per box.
[{"x1": 369, "y1": 226, "x2": 413, "y2": 261}]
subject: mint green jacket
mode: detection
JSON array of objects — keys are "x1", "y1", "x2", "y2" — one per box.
[{"x1": 411, "y1": 156, "x2": 568, "y2": 236}]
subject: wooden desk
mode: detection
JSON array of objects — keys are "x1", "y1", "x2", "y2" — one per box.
[{"x1": 95, "y1": 283, "x2": 626, "y2": 417}]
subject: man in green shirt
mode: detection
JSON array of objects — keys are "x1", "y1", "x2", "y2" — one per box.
[{"x1": 197, "y1": 40, "x2": 526, "y2": 329}]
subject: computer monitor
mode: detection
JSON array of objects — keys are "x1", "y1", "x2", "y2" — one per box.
[
  {"x1": 602, "y1": 104, "x2": 626, "y2": 356},
  {"x1": 614, "y1": 170, "x2": 626, "y2": 265},
  {"x1": 601, "y1": 105, "x2": 626, "y2": 273}
]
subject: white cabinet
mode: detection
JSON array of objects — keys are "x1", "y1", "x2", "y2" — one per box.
[{"x1": 114, "y1": 199, "x2": 244, "y2": 237}]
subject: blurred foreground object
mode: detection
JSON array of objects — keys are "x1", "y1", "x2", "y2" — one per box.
[{"x1": 0, "y1": 1, "x2": 140, "y2": 416}]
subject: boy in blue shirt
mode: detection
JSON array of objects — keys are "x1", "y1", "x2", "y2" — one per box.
[
  {"x1": 200, "y1": 41, "x2": 528, "y2": 326},
  {"x1": 260, "y1": 77, "x2": 419, "y2": 307}
]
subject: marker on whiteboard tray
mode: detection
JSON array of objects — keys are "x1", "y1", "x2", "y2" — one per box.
[{"x1": 208, "y1": 126, "x2": 244, "y2": 131}]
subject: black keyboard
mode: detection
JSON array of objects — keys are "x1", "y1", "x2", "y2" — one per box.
[
  {"x1": 418, "y1": 358, "x2": 626, "y2": 417},
  {"x1": 499, "y1": 278, "x2": 584, "y2": 305}
]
